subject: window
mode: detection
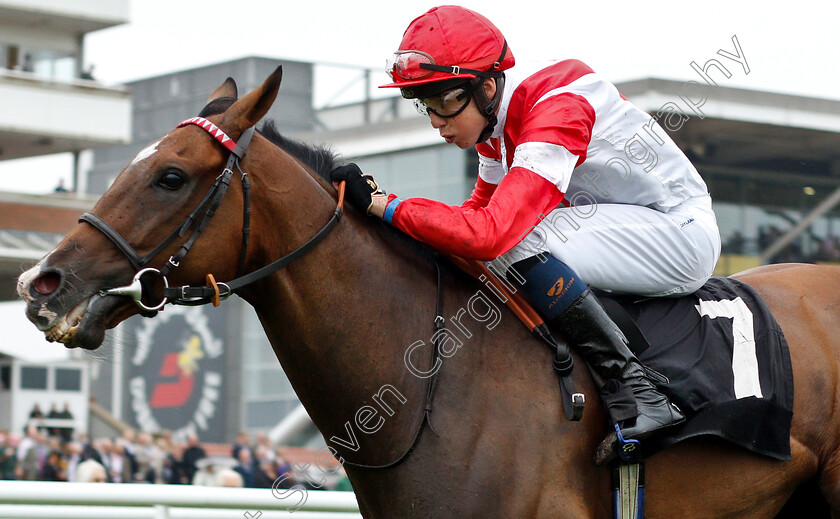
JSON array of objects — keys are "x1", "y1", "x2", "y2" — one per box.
[
  {"x1": 20, "y1": 367, "x2": 47, "y2": 390},
  {"x1": 55, "y1": 368, "x2": 81, "y2": 391},
  {"x1": 4, "y1": 44, "x2": 19, "y2": 70},
  {"x1": 0, "y1": 365, "x2": 10, "y2": 390}
]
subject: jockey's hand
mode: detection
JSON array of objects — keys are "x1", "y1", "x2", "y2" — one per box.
[{"x1": 330, "y1": 163, "x2": 388, "y2": 217}]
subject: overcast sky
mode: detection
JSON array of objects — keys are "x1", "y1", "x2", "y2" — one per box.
[{"x1": 1, "y1": 0, "x2": 836, "y2": 194}]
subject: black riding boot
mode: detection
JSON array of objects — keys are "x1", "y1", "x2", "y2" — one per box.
[{"x1": 552, "y1": 288, "x2": 685, "y2": 441}]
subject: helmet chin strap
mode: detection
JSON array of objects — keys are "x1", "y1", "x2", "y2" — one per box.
[
  {"x1": 472, "y1": 74, "x2": 505, "y2": 144},
  {"x1": 477, "y1": 114, "x2": 497, "y2": 145}
]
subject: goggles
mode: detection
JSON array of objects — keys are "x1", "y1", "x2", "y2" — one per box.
[
  {"x1": 386, "y1": 42, "x2": 508, "y2": 82},
  {"x1": 387, "y1": 50, "x2": 438, "y2": 81},
  {"x1": 413, "y1": 86, "x2": 472, "y2": 118}
]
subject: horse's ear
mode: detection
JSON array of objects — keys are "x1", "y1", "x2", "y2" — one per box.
[
  {"x1": 207, "y1": 77, "x2": 238, "y2": 103},
  {"x1": 220, "y1": 66, "x2": 283, "y2": 132}
]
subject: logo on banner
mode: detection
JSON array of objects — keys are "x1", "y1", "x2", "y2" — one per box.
[{"x1": 129, "y1": 305, "x2": 224, "y2": 441}]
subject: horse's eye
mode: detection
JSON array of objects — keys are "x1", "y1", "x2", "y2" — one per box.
[{"x1": 158, "y1": 172, "x2": 185, "y2": 190}]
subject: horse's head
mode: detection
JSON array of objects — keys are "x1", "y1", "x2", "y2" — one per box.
[{"x1": 17, "y1": 67, "x2": 284, "y2": 350}]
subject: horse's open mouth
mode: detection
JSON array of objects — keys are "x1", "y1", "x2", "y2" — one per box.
[
  {"x1": 37, "y1": 294, "x2": 130, "y2": 350},
  {"x1": 44, "y1": 298, "x2": 89, "y2": 344}
]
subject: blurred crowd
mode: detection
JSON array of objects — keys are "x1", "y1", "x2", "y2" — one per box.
[
  {"x1": 722, "y1": 226, "x2": 840, "y2": 264},
  {"x1": 0, "y1": 421, "x2": 351, "y2": 491}
]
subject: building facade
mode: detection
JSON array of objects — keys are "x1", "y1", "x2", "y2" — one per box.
[
  {"x1": 0, "y1": 0, "x2": 130, "y2": 439},
  {"x1": 0, "y1": 0, "x2": 131, "y2": 164}
]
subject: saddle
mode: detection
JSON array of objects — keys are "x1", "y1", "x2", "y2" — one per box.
[
  {"x1": 452, "y1": 255, "x2": 794, "y2": 461},
  {"x1": 595, "y1": 278, "x2": 794, "y2": 461}
]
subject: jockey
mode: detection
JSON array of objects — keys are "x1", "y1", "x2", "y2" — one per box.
[{"x1": 331, "y1": 5, "x2": 721, "y2": 446}]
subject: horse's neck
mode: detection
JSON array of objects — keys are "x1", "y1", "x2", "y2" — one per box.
[{"x1": 238, "y1": 164, "x2": 440, "y2": 463}]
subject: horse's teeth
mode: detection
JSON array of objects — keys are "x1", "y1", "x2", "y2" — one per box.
[
  {"x1": 45, "y1": 321, "x2": 67, "y2": 342},
  {"x1": 42, "y1": 301, "x2": 86, "y2": 344},
  {"x1": 58, "y1": 326, "x2": 77, "y2": 344}
]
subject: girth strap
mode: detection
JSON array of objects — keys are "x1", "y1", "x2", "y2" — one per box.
[
  {"x1": 446, "y1": 255, "x2": 585, "y2": 422},
  {"x1": 339, "y1": 256, "x2": 445, "y2": 470}
]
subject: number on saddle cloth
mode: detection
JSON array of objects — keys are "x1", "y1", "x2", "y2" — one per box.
[{"x1": 598, "y1": 277, "x2": 795, "y2": 461}]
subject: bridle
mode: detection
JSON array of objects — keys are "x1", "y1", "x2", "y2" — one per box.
[
  {"x1": 80, "y1": 116, "x2": 345, "y2": 312},
  {"x1": 81, "y1": 115, "x2": 451, "y2": 470}
]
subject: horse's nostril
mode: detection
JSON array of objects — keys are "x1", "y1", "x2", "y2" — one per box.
[{"x1": 32, "y1": 272, "x2": 62, "y2": 296}]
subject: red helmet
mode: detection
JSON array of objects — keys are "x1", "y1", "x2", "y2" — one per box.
[{"x1": 381, "y1": 5, "x2": 515, "y2": 90}]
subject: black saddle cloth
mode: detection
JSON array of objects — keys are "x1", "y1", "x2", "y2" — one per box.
[{"x1": 596, "y1": 276, "x2": 794, "y2": 460}]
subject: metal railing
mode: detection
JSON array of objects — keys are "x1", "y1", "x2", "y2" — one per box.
[{"x1": 0, "y1": 480, "x2": 362, "y2": 519}]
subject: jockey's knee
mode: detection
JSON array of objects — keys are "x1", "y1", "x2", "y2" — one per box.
[{"x1": 505, "y1": 255, "x2": 587, "y2": 319}]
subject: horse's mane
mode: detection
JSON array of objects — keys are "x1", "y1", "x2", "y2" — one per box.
[
  {"x1": 197, "y1": 97, "x2": 450, "y2": 275},
  {"x1": 259, "y1": 120, "x2": 338, "y2": 181}
]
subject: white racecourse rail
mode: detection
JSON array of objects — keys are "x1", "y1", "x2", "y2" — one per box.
[{"x1": 0, "y1": 480, "x2": 362, "y2": 519}]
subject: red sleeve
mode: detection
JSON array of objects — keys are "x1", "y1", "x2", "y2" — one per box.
[
  {"x1": 390, "y1": 168, "x2": 564, "y2": 261},
  {"x1": 461, "y1": 176, "x2": 498, "y2": 211}
]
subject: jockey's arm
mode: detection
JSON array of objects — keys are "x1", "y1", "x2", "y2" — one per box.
[
  {"x1": 375, "y1": 167, "x2": 565, "y2": 261},
  {"x1": 372, "y1": 173, "x2": 499, "y2": 215}
]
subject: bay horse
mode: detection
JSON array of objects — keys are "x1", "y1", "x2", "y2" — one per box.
[{"x1": 16, "y1": 67, "x2": 840, "y2": 518}]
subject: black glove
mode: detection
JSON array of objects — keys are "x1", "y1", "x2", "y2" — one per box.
[{"x1": 330, "y1": 163, "x2": 385, "y2": 215}]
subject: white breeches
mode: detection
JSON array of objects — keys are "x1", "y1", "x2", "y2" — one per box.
[{"x1": 492, "y1": 196, "x2": 721, "y2": 297}]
